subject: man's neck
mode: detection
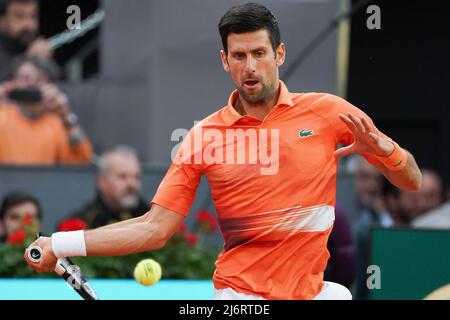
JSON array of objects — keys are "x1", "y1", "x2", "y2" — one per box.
[
  {"x1": 16, "y1": 102, "x2": 43, "y2": 120},
  {"x1": 99, "y1": 193, "x2": 122, "y2": 214},
  {"x1": 235, "y1": 82, "x2": 280, "y2": 121},
  {"x1": 0, "y1": 32, "x2": 28, "y2": 53}
]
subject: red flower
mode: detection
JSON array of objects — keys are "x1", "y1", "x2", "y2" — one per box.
[
  {"x1": 197, "y1": 210, "x2": 218, "y2": 232},
  {"x1": 178, "y1": 223, "x2": 186, "y2": 234},
  {"x1": 7, "y1": 229, "x2": 25, "y2": 245},
  {"x1": 184, "y1": 232, "x2": 198, "y2": 246},
  {"x1": 22, "y1": 214, "x2": 33, "y2": 226},
  {"x1": 58, "y1": 218, "x2": 88, "y2": 232}
]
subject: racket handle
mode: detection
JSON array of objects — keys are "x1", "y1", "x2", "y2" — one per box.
[
  {"x1": 28, "y1": 246, "x2": 43, "y2": 263},
  {"x1": 27, "y1": 233, "x2": 99, "y2": 300},
  {"x1": 28, "y1": 232, "x2": 45, "y2": 263},
  {"x1": 27, "y1": 245, "x2": 66, "y2": 275}
]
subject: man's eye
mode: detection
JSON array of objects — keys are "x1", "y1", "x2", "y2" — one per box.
[
  {"x1": 256, "y1": 51, "x2": 264, "y2": 57},
  {"x1": 235, "y1": 54, "x2": 244, "y2": 60},
  {"x1": 7, "y1": 214, "x2": 21, "y2": 221}
]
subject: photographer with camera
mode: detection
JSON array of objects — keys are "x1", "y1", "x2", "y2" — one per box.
[
  {"x1": 0, "y1": 55, "x2": 92, "y2": 165},
  {"x1": 0, "y1": 0, "x2": 54, "y2": 81}
]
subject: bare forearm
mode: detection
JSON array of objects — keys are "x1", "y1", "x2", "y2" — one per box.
[
  {"x1": 84, "y1": 214, "x2": 165, "y2": 256},
  {"x1": 95, "y1": 214, "x2": 145, "y2": 231},
  {"x1": 83, "y1": 205, "x2": 184, "y2": 257},
  {"x1": 377, "y1": 150, "x2": 422, "y2": 191},
  {"x1": 24, "y1": 204, "x2": 182, "y2": 273}
]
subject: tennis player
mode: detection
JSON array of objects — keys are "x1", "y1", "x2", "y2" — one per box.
[{"x1": 24, "y1": 3, "x2": 421, "y2": 300}]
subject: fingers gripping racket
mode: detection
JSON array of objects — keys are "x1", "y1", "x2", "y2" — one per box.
[{"x1": 28, "y1": 233, "x2": 99, "y2": 300}]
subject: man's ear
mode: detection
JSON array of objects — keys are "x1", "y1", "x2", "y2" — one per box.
[
  {"x1": 220, "y1": 50, "x2": 230, "y2": 72},
  {"x1": 275, "y1": 43, "x2": 286, "y2": 67}
]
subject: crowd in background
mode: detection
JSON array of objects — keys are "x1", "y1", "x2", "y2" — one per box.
[
  {"x1": 326, "y1": 155, "x2": 450, "y2": 299},
  {"x1": 0, "y1": 0, "x2": 449, "y2": 299},
  {"x1": 0, "y1": 0, "x2": 148, "y2": 243},
  {"x1": 0, "y1": 0, "x2": 92, "y2": 165}
]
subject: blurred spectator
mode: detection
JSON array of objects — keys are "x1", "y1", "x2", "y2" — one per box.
[
  {"x1": 0, "y1": 191, "x2": 41, "y2": 242},
  {"x1": 412, "y1": 178, "x2": 449, "y2": 229},
  {"x1": 0, "y1": 219, "x2": 4, "y2": 239},
  {"x1": 353, "y1": 167, "x2": 443, "y2": 299},
  {"x1": 0, "y1": 0, "x2": 54, "y2": 81},
  {"x1": 387, "y1": 169, "x2": 443, "y2": 226},
  {"x1": 0, "y1": 55, "x2": 92, "y2": 164},
  {"x1": 351, "y1": 157, "x2": 393, "y2": 299},
  {"x1": 412, "y1": 200, "x2": 450, "y2": 229},
  {"x1": 353, "y1": 157, "x2": 393, "y2": 228},
  {"x1": 444, "y1": 181, "x2": 450, "y2": 201},
  {"x1": 69, "y1": 146, "x2": 149, "y2": 228},
  {"x1": 324, "y1": 204, "x2": 356, "y2": 289},
  {"x1": 416, "y1": 169, "x2": 443, "y2": 213},
  {"x1": 382, "y1": 181, "x2": 403, "y2": 226}
]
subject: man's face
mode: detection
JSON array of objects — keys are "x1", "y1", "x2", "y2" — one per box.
[
  {"x1": 0, "y1": 2, "x2": 39, "y2": 45},
  {"x1": 14, "y1": 61, "x2": 48, "y2": 86},
  {"x1": 13, "y1": 61, "x2": 48, "y2": 115},
  {"x1": 397, "y1": 191, "x2": 424, "y2": 223},
  {"x1": 220, "y1": 29, "x2": 285, "y2": 103},
  {"x1": 98, "y1": 154, "x2": 142, "y2": 211},
  {"x1": 3, "y1": 201, "x2": 39, "y2": 235},
  {"x1": 354, "y1": 160, "x2": 383, "y2": 205},
  {"x1": 396, "y1": 171, "x2": 442, "y2": 222},
  {"x1": 419, "y1": 171, "x2": 442, "y2": 213}
]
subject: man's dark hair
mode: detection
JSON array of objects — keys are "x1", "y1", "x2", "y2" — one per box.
[
  {"x1": 0, "y1": 0, "x2": 38, "y2": 17},
  {"x1": 0, "y1": 191, "x2": 42, "y2": 220},
  {"x1": 382, "y1": 178, "x2": 400, "y2": 198},
  {"x1": 445, "y1": 177, "x2": 450, "y2": 201},
  {"x1": 218, "y1": 3, "x2": 281, "y2": 54}
]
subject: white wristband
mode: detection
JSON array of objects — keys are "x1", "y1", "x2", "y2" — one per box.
[{"x1": 51, "y1": 230, "x2": 87, "y2": 258}]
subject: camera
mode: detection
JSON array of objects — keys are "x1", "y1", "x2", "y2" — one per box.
[{"x1": 8, "y1": 87, "x2": 43, "y2": 103}]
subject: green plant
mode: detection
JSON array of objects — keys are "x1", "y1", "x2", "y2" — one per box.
[{"x1": 0, "y1": 212, "x2": 221, "y2": 279}]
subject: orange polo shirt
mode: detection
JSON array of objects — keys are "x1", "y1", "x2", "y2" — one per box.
[
  {"x1": 152, "y1": 81, "x2": 389, "y2": 299},
  {"x1": 0, "y1": 104, "x2": 92, "y2": 165}
]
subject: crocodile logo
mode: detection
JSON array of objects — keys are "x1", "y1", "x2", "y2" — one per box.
[{"x1": 299, "y1": 129, "x2": 314, "y2": 138}]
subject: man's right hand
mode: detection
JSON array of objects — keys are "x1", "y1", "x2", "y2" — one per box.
[
  {"x1": 24, "y1": 237, "x2": 58, "y2": 273},
  {"x1": 40, "y1": 83, "x2": 71, "y2": 119},
  {"x1": 26, "y1": 37, "x2": 54, "y2": 60},
  {"x1": 0, "y1": 81, "x2": 17, "y2": 103}
]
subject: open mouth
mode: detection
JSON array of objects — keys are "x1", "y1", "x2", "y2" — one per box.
[{"x1": 244, "y1": 79, "x2": 259, "y2": 88}]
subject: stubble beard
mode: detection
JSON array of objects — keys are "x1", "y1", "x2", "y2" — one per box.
[{"x1": 239, "y1": 78, "x2": 278, "y2": 104}]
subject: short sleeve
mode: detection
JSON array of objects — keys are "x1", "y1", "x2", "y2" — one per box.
[
  {"x1": 151, "y1": 127, "x2": 204, "y2": 216},
  {"x1": 310, "y1": 93, "x2": 394, "y2": 167}
]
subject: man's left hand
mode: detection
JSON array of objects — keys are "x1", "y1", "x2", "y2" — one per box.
[
  {"x1": 334, "y1": 112, "x2": 394, "y2": 158},
  {"x1": 26, "y1": 37, "x2": 54, "y2": 60},
  {"x1": 40, "y1": 83, "x2": 71, "y2": 119}
]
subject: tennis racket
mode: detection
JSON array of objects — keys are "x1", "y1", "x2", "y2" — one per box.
[{"x1": 27, "y1": 233, "x2": 99, "y2": 300}]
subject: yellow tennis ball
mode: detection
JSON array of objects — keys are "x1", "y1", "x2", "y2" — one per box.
[{"x1": 134, "y1": 259, "x2": 162, "y2": 286}]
